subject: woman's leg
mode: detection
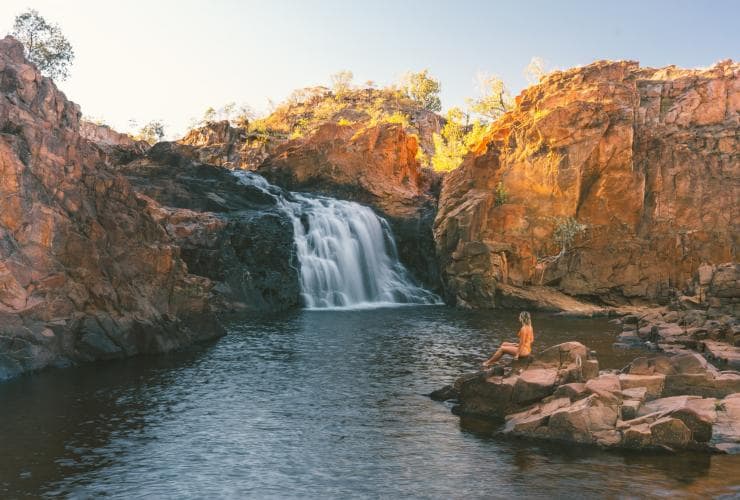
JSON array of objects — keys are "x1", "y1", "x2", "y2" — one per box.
[{"x1": 483, "y1": 344, "x2": 519, "y2": 366}]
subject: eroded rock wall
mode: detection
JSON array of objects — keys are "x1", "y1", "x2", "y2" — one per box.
[
  {"x1": 435, "y1": 60, "x2": 738, "y2": 308},
  {"x1": 0, "y1": 36, "x2": 222, "y2": 379}
]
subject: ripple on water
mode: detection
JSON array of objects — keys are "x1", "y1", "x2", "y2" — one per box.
[{"x1": 0, "y1": 307, "x2": 739, "y2": 498}]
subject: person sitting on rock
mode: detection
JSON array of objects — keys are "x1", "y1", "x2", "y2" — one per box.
[{"x1": 482, "y1": 311, "x2": 534, "y2": 368}]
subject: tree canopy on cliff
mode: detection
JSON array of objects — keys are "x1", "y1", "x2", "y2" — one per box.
[
  {"x1": 467, "y1": 73, "x2": 513, "y2": 121},
  {"x1": 402, "y1": 70, "x2": 442, "y2": 112},
  {"x1": 12, "y1": 9, "x2": 74, "y2": 81},
  {"x1": 134, "y1": 120, "x2": 165, "y2": 144}
]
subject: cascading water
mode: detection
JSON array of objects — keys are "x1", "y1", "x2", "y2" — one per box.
[{"x1": 233, "y1": 171, "x2": 441, "y2": 309}]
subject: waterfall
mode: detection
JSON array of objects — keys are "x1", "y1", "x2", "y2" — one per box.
[{"x1": 233, "y1": 171, "x2": 441, "y2": 309}]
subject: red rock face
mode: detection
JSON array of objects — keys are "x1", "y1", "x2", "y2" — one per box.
[
  {"x1": 435, "y1": 60, "x2": 738, "y2": 308},
  {"x1": 258, "y1": 122, "x2": 432, "y2": 218},
  {"x1": 0, "y1": 36, "x2": 222, "y2": 379}
]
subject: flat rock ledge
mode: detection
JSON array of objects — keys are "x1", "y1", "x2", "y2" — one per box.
[{"x1": 432, "y1": 342, "x2": 740, "y2": 453}]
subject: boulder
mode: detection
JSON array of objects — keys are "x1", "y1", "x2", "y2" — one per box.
[
  {"x1": 619, "y1": 374, "x2": 665, "y2": 399},
  {"x1": 553, "y1": 382, "x2": 588, "y2": 400},
  {"x1": 547, "y1": 396, "x2": 619, "y2": 444},
  {"x1": 512, "y1": 368, "x2": 558, "y2": 404},
  {"x1": 649, "y1": 417, "x2": 693, "y2": 448}
]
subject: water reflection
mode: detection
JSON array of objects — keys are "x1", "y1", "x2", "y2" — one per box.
[{"x1": 0, "y1": 307, "x2": 738, "y2": 498}]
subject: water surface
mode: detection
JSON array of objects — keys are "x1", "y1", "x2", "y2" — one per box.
[{"x1": 1, "y1": 307, "x2": 739, "y2": 498}]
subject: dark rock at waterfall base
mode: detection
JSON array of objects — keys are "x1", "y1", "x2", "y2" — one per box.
[{"x1": 120, "y1": 146, "x2": 301, "y2": 312}]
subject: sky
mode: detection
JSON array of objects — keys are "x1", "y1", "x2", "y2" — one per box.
[{"x1": 1, "y1": 0, "x2": 738, "y2": 138}]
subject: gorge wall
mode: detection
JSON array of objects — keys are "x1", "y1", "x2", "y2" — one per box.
[
  {"x1": 435, "y1": 60, "x2": 738, "y2": 308},
  {"x1": 0, "y1": 36, "x2": 302, "y2": 380},
  {"x1": 0, "y1": 36, "x2": 226, "y2": 379}
]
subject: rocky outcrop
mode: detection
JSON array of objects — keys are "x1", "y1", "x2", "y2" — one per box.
[
  {"x1": 177, "y1": 120, "x2": 275, "y2": 169},
  {"x1": 258, "y1": 122, "x2": 442, "y2": 290},
  {"x1": 80, "y1": 121, "x2": 147, "y2": 151},
  {"x1": 435, "y1": 60, "x2": 739, "y2": 309},
  {"x1": 614, "y1": 263, "x2": 739, "y2": 368},
  {"x1": 0, "y1": 36, "x2": 224, "y2": 380},
  {"x1": 436, "y1": 342, "x2": 740, "y2": 453},
  {"x1": 120, "y1": 143, "x2": 300, "y2": 312}
]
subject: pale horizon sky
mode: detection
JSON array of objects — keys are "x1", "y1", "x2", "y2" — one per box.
[{"x1": 1, "y1": 0, "x2": 738, "y2": 139}]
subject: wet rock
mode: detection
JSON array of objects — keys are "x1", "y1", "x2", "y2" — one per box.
[
  {"x1": 619, "y1": 374, "x2": 665, "y2": 399},
  {"x1": 430, "y1": 385, "x2": 458, "y2": 402},
  {"x1": 512, "y1": 368, "x2": 558, "y2": 404},
  {"x1": 120, "y1": 158, "x2": 301, "y2": 312}
]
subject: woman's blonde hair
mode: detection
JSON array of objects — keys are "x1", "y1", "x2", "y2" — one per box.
[{"x1": 519, "y1": 311, "x2": 531, "y2": 325}]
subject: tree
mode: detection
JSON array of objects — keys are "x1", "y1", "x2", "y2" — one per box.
[
  {"x1": 202, "y1": 107, "x2": 217, "y2": 123},
  {"x1": 468, "y1": 72, "x2": 513, "y2": 121},
  {"x1": 135, "y1": 120, "x2": 165, "y2": 145},
  {"x1": 12, "y1": 9, "x2": 74, "y2": 81},
  {"x1": 402, "y1": 69, "x2": 441, "y2": 112},
  {"x1": 552, "y1": 217, "x2": 587, "y2": 257},
  {"x1": 330, "y1": 70, "x2": 354, "y2": 95},
  {"x1": 430, "y1": 107, "x2": 489, "y2": 172},
  {"x1": 524, "y1": 56, "x2": 547, "y2": 85},
  {"x1": 431, "y1": 108, "x2": 467, "y2": 171}
]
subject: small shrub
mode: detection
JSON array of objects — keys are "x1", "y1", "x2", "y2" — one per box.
[
  {"x1": 494, "y1": 181, "x2": 508, "y2": 206},
  {"x1": 384, "y1": 112, "x2": 411, "y2": 128},
  {"x1": 337, "y1": 118, "x2": 354, "y2": 127},
  {"x1": 553, "y1": 217, "x2": 587, "y2": 255}
]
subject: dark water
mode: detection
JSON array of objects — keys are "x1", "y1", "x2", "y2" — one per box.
[{"x1": 1, "y1": 307, "x2": 739, "y2": 499}]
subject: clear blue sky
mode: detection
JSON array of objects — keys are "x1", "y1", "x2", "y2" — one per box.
[{"x1": 1, "y1": 0, "x2": 738, "y2": 138}]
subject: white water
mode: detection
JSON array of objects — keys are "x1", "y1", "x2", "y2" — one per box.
[{"x1": 233, "y1": 171, "x2": 441, "y2": 309}]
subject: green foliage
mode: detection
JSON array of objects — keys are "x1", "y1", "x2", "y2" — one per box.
[
  {"x1": 494, "y1": 182, "x2": 508, "y2": 206},
  {"x1": 12, "y1": 9, "x2": 74, "y2": 81},
  {"x1": 431, "y1": 107, "x2": 488, "y2": 172},
  {"x1": 384, "y1": 111, "x2": 411, "y2": 128},
  {"x1": 135, "y1": 120, "x2": 165, "y2": 145},
  {"x1": 290, "y1": 117, "x2": 309, "y2": 139},
  {"x1": 415, "y1": 142, "x2": 430, "y2": 167},
  {"x1": 553, "y1": 217, "x2": 587, "y2": 255},
  {"x1": 468, "y1": 73, "x2": 513, "y2": 121},
  {"x1": 330, "y1": 70, "x2": 354, "y2": 95},
  {"x1": 402, "y1": 69, "x2": 441, "y2": 112}
]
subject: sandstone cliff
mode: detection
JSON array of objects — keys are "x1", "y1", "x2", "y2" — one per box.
[
  {"x1": 435, "y1": 60, "x2": 738, "y2": 308},
  {"x1": 0, "y1": 36, "x2": 228, "y2": 379}
]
